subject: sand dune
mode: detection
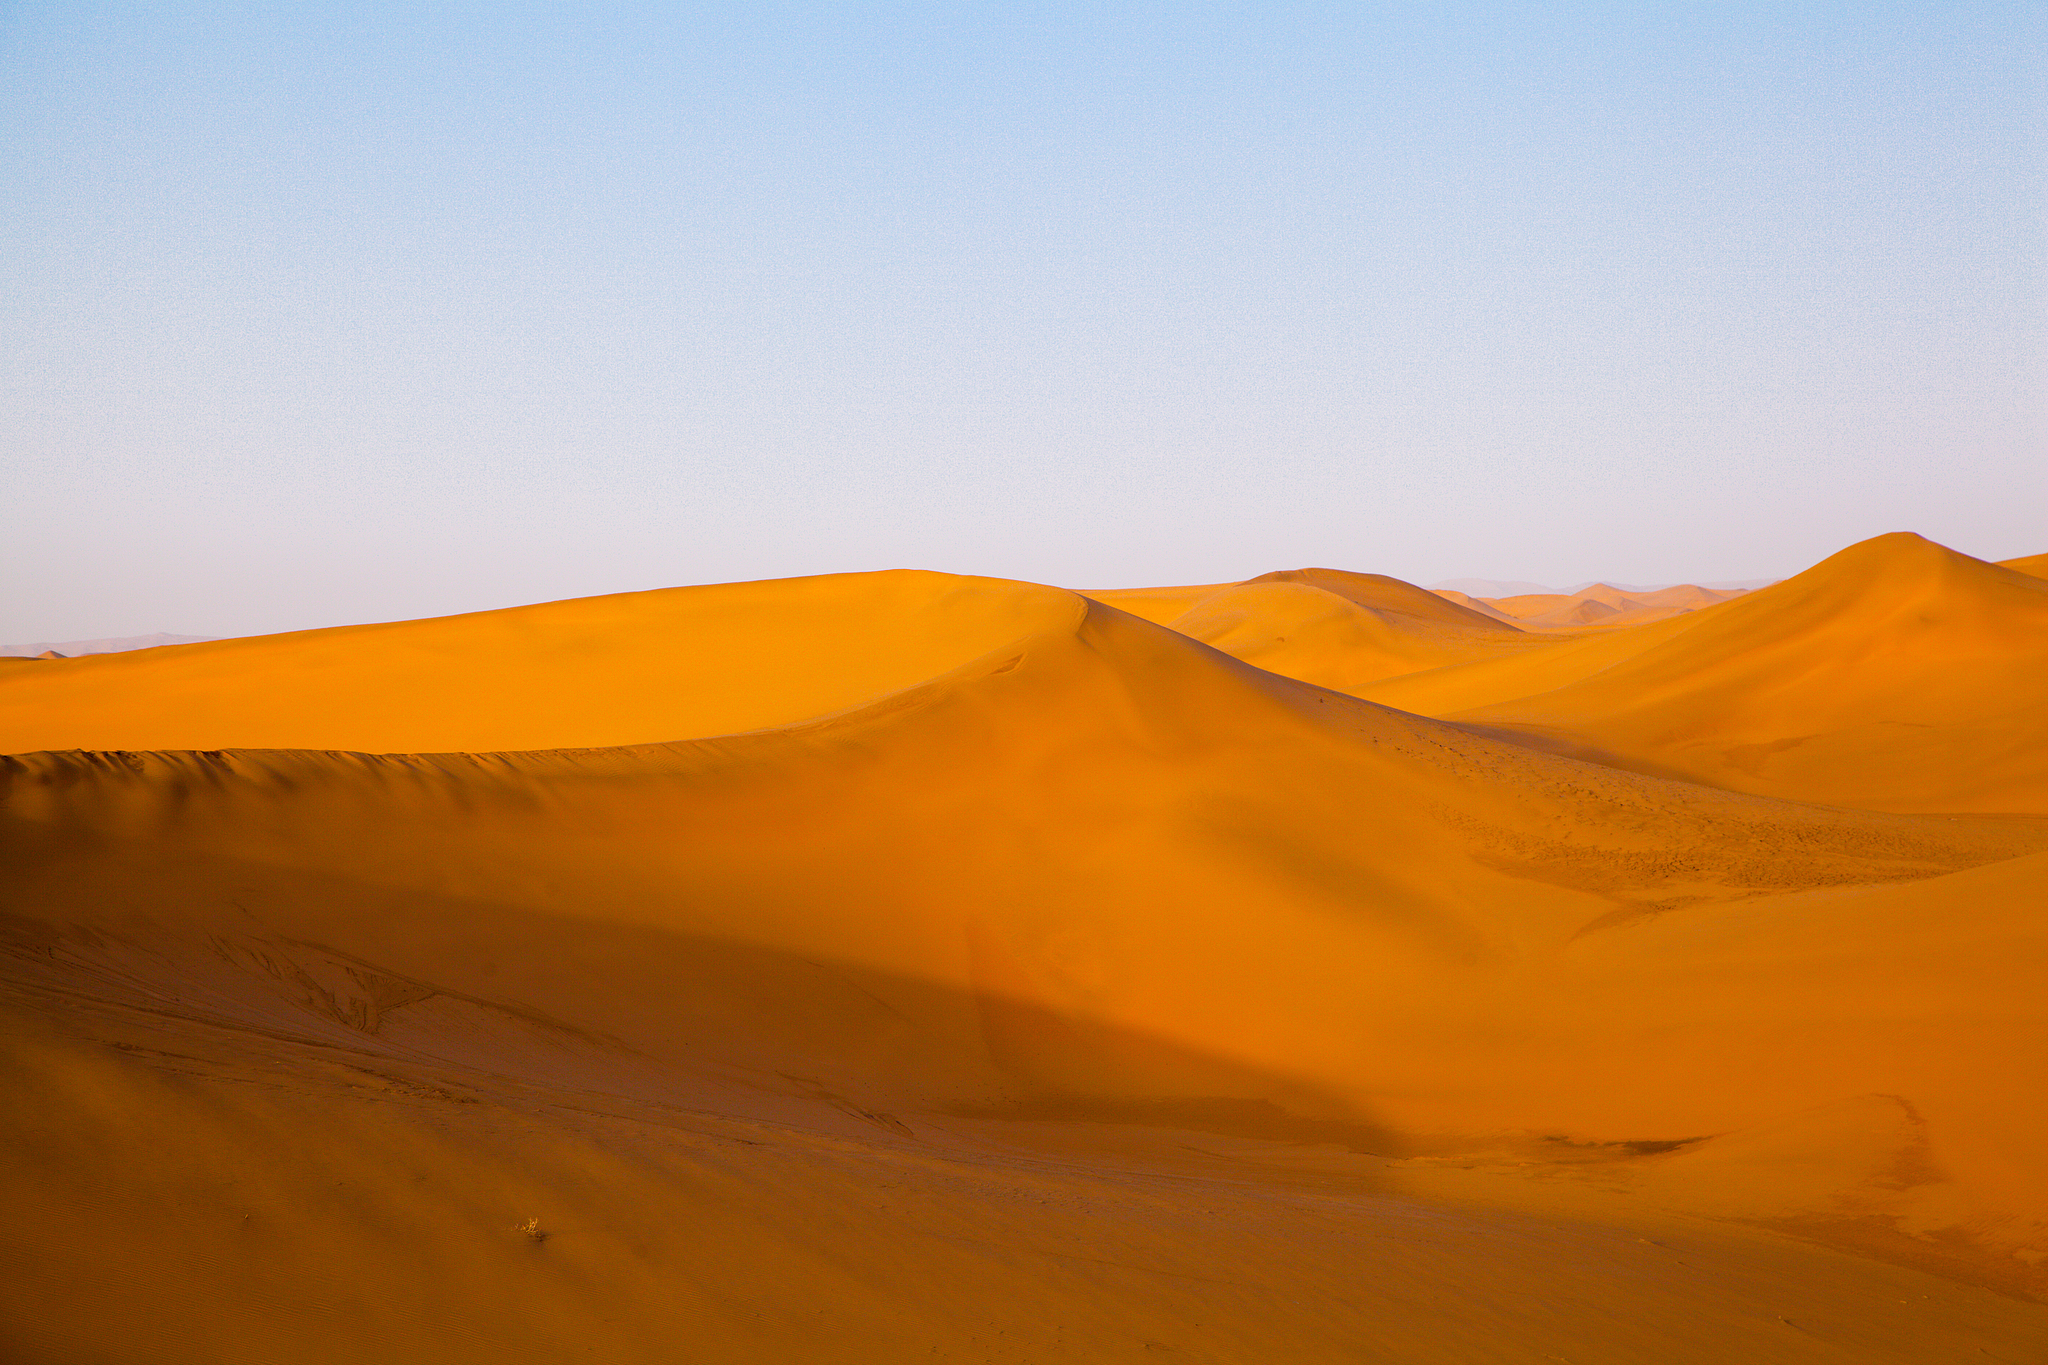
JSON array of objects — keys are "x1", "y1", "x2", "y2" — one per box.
[
  {"x1": 1627, "y1": 583, "x2": 1747, "y2": 611},
  {"x1": 1088, "y1": 566, "x2": 1759, "y2": 703},
  {"x1": 1471, "y1": 591, "x2": 1588, "y2": 619},
  {"x1": 1080, "y1": 569, "x2": 1554, "y2": 693},
  {"x1": 1148, "y1": 568, "x2": 1556, "y2": 694},
  {"x1": 1381, "y1": 533, "x2": 2048, "y2": 814},
  {"x1": 2000, "y1": 551, "x2": 2048, "y2": 578},
  {"x1": 1425, "y1": 585, "x2": 1524, "y2": 622},
  {"x1": 4, "y1": 543, "x2": 2046, "y2": 1360},
  {"x1": 0, "y1": 572, "x2": 1081, "y2": 753},
  {"x1": 1456, "y1": 582, "x2": 1748, "y2": 632},
  {"x1": 1083, "y1": 571, "x2": 1746, "y2": 690},
  {"x1": 1494, "y1": 592, "x2": 1623, "y2": 626}
]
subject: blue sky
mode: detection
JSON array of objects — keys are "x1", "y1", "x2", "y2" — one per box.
[{"x1": 5, "y1": 3, "x2": 2042, "y2": 638}]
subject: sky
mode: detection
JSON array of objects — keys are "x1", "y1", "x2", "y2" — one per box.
[{"x1": 4, "y1": 2, "x2": 2043, "y2": 641}]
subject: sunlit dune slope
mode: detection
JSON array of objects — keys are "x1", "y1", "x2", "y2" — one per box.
[
  {"x1": 2000, "y1": 551, "x2": 2048, "y2": 578},
  {"x1": 0, "y1": 570, "x2": 1080, "y2": 753},
  {"x1": 1248, "y1": 567, "x2": 1522, "y2": 631},
  {"x1": 1084, "y1": 568, "x2": 1555, "y2": 693},
  {"x1": 1360, "y1": 600, "x2": 1720, "y2": 715},
  {"x1": 1083, "y1": 569, "x2": 1753, "y2": 703},
  {"x1": 1155, "y1": 568, "x2": 1555, "y2": 694},
  {"x1": 1082, "y1": 571, "x2": 1743, "y2": 698},
  {"x1": 8, "y1": 580, "x2": 2047, "y2": 1306},
  {"x1": 1411, "y1": 533, "x2": 2048, "y2": 814}
]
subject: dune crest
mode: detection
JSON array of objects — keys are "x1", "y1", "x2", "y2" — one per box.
[{"x1": 0, "y1": 570, "x2": 1081, "y2": 754}]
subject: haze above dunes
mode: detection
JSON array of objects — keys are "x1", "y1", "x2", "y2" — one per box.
[
  {"x1": 4, "y1": 532, "x2": 2047, "y2": 1363},
  {"x1": 0, "y1": 632, "x2": 218, "y2": 659}
]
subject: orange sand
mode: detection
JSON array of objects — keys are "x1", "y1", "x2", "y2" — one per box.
[
  {"x1": 1446, "y1": 581, "x2": 1749, "y2": 631},
  {"x1": 1370, "y1": 534, "x2": 2048, "y2": 814},
  {"x1": 1999, "y1": 551, "x2": 2048, "y2": 578},
  {"x1": 3, "y1": 536, "x2": 2046, "y2": 1362}
]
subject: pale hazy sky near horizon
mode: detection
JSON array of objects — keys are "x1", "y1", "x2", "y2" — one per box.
[{"x1": 5, "y1": 2, "x2": 2043, "y2": 641}]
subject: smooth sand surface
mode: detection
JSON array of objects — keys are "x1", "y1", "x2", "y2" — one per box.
[
  {"x1": 1999, "y1": 551, "x2": 2048, "y2": 578},
  {"x1": 1129, "y1": 568, "x2": 1555, "y2": 695},
  {"x1": 0, "y1": 571, "x2": 1080, "y2": 753},
  {"x1": 4, "y1": 539, "x2": 2046, "y2": 1362},
  {"x1": 1377, "y1": 534, "x2": 2048, "y2": 814}
]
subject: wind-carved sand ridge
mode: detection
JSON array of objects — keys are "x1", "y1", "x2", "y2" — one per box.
[{"x1": 3, "y1": 533, "x2": 2046, "y2": 1362}]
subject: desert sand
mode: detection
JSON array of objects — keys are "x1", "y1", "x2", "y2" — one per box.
[
  {"x1": 2000, "y1": 551, "x2": 2048, "y2": 579},
  {"x1": 4, "y1": 532, "x2": 2046, "y2": 1362}
]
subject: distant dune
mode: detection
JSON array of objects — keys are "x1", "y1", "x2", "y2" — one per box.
[
  {"x1": 1441, "y1": 581, "x2": 1751, "y2": 632},
  {"x1": 1077, "y1": 571, "x2": 1756, "y2": 689},
  {"x1": 1565, "y1": 577, "x2": 1779, "y2": 593},
  {"x1": 1999, "y1": 550, "x2": 2048, "y2": 578},
  {"x1": 4, "y1": 536, "x2": 2045, "y2": 1362},
  {"x1": 1085, "y1": 568, "x2": 1549, "y2": 697},
  {"x1": 1427, "y1": 576, "x2": 1776, "y2": 598},
  {"x1": 0, "y1": 631, "x2": 217, "y2": 658}
]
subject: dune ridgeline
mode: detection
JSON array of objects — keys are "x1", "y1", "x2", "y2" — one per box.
[{"x1": 3, "y1": 532, "x2": 2046, "y2": 1363}]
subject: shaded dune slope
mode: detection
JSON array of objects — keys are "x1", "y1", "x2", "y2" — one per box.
[{"x1": 11, "y1": 971, "x2": 2041, "y2": 1364}]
